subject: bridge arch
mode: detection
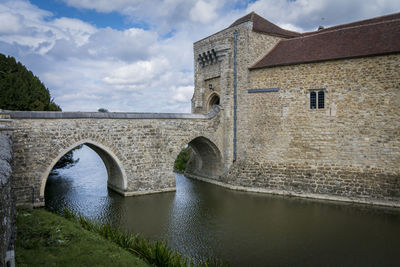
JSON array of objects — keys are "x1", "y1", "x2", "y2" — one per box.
[
  {"x1": 175, "y1": 135, "x2": 223, "y2": 179},
  {"x1": 40, "y1": 139, "x2": 128, "y2": 198}
]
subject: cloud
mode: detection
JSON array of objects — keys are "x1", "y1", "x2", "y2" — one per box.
[
  {"x1": 0, "y1": 13, "x2": 22, "y2": 34},
  {"x1": 51, "y1": 17, "x2": 97, "y2": 45},
  {"x1": 247, "y1": 0, "x2": 400, "y2": 32},
  {"x1": 1, "y1": 0, "x2": 399, "y2": 114},
  {"x1": 190, "y1": 0, "x2": 218, "y2": 24},
  {"x1": 173, "y1": 86, "x2": 194, "y2": 103},
  {"x1": 62, "y1": 0, "x2": 135, "y2": 13},
  {"x1": 103, "y1": 57, "x2": 169, "y2": 86},
  {"x1": 62, "y1": 0, "x2": 228, "y2": 33}
]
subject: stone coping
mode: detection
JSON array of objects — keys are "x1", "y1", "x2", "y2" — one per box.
[{"x1": 6, "y1": 107, "x2": 220, "y2": 120}]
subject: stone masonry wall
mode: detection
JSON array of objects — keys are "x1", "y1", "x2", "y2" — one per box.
[
  {"x1": 0, "y1": 113, "x2": 15, "y2": 267},
  {"x1": 223, "y1": 54, "x2": 400, "y2": 206},
  {"x1": 193, "y1": 21, "x2": 285, "y2": 170},
  {"x1": 10, "y1": 111, "x2": 224, "y2": 206}
]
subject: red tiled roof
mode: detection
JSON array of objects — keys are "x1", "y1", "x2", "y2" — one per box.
[
  {"x1": 250, "y1": 13, "x2": 400, "y2": 69},
  {"x1": 230, "y1": 12, "x2": 301, "y2": 38}
]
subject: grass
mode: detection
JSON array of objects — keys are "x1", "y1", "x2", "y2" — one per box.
[
  {"x1": 16, "y1": 207, "x2": 228, "y2": 267},
  {"x1": 16, "y1": 208, "x2": 149, "y2": 266}
]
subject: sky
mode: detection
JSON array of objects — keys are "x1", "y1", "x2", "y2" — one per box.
[{"x1": 0, "y1": 0, "x2": 399, "y2": 113}]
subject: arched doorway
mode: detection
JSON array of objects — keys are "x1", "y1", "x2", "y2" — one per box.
[
  {"x1": 207, "y1": 93, "x2": 220, "y2": 112},
  {"x1": 40, "y1": 140, "x2": 127, "y2": 199},
  {"x1": 181, "y1": 136, "x2": 223, "y2": 180}
]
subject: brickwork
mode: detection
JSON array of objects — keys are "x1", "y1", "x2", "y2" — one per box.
[{"x1": 193, "y1": 21, "x2": 285, "y2": 168}]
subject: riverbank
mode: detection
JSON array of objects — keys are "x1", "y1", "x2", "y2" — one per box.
[
  {"x1": 16, "y1": 208, "x2": 226, "y2": 266},
  {"x1": 16, "y1": 208, "x2": 149, "y2": 266}
]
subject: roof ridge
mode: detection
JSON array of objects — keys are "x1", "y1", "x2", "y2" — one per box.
[
  {"x1": 302, "y1": 12, "x2": 400, "y2": 35},
  {"x1": 229, "y1": 12, "x2": 300, "y2": 37},
  {"x1": 297, "y1": 17, "x2": 400, "y2": 39}
]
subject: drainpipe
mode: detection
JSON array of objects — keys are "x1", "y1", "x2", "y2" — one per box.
[{"x1": 233, "y1": 31, "x2": 238, "y2": 162}]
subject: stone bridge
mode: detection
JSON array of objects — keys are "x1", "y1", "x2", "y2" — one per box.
[{"x1": 2, "y1": 108, "x2": 231, "y2": 206}]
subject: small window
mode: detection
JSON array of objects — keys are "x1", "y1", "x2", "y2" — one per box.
[
  {"x1": 310, "y1": 90, "x2": 325, "y2": 109},
  {"x1": 318, "y1": 91, "x2": 324, "y2": 109},
  {"x1": 310, "y1": 92, "x2": 316, "y2": 109}
]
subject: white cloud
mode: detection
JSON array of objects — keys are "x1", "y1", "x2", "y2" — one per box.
[
  {"x1": 1, "y1": 0, "x2": 399, "y2": 113},
  {"x1": 62, "y1": 0, "x2": 229, "y2": 34},
  {"x1": 247, "y1": 0, "x2": 400, "y2": 32},
  {"x1": 173, "y1": 86, "x2": 194, "y2": 103},
  {"x1": 51, "y1": 17, "x2": 97, "y2": 46},
  {"x1": 62, "y1": 0, "x2": 134, "y2": 13},
  {"x1": 190, "y1": 0, "x2": 218, "y2": 24},
  {"x1": 103, "y1": 57, "x2": 169, "y2": 86},
  {"x1": 0, "y1": 13, "x2": 22, "y2": 34}
]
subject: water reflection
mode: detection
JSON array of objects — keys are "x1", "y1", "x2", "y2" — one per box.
[{"x1": 45, "y1": 146, "x2": 400, "y2": 266}]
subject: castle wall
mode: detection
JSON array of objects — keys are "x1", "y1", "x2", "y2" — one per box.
[
  {"x1": 236, "y1": 30, "x2": 283, "y2": 159},
  {"x1": 222, "y1": 54, "x2": 400, "y2": 206}
]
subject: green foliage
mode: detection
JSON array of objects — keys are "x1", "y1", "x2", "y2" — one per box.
[
  {"x1": 0, "y1": 53, "x2": 61, "y2": 111},
  {"x1": 52, "y1": 145, "x2": 82, "y2": 171},
  {"x1": 98, "y1": 108, "x2": 109, "y2": 112},
  {"x1": 52, "y1": 151, "x2": 77, "y2": 170},
  {"x1": 174, "y1": 147, "x2": 191, "y2": 172},
  {"x1": 0, "y1": 54, "x2": 74, "y2": 170},
  {"x1": 61, "y1": 209, "x2": 229, "y2": 267}
]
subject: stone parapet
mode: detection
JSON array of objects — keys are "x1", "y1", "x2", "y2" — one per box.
[{"x1": 8, "y1": 108, "x2": 219, "y2": 120}]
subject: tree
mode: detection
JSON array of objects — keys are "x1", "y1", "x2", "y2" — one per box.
[
  {"x1": 0, "y1": 54, "x2": 61, "y2": 111},
  {"x1": 174, "y1": 147, "x2": 191, "y2": 172},
  {"x1": 0, "y1": 54, "x2": 77, "y2": 170},
  {"x1": 98, "y1": 108, "x2": 109, "y2": 112}
]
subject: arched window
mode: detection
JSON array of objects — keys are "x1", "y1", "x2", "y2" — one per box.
[{"x1": 207, "y1": 93, "x2": 220, "y2": 112}]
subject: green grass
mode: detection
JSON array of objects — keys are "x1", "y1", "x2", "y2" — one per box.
[{"x1": 16, "y1": 208, "x2": 149, "y2": 267}]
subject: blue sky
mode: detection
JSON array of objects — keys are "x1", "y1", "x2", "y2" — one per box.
[
  {"x1": 29, "y1": 0, "x2": 148, "y2": 30},
  {"x1": 0, "y1": 0, "x2": 399, "y2": 112}
]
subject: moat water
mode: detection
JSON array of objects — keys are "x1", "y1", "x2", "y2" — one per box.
[{"x1": 45, "y1": 145, "x2": 400, "y2": 266}]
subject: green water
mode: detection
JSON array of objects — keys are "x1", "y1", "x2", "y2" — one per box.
[{"x1": 45, "y1": 145, "x2": 400, "y2": 266}]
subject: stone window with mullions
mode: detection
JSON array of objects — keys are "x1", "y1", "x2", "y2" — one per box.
[{"x1": 310, "y1": 90, "x2": 325, "y2": 109}]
